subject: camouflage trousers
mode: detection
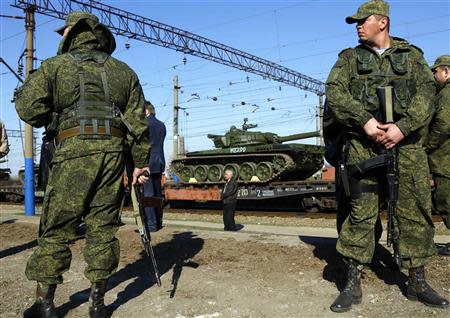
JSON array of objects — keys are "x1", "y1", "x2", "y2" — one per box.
[
  {"x1": 26, "y1": 151, "x2": 125, "y2": 285},
  {"x1": 433, "y1": 175, "x2": 450, "y2": 229},
  {"x1": 336, "y1": 141, "x2": 436, "y2": 269}
]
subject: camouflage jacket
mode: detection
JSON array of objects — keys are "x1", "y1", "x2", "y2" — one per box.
[
  {"x1": 15, "y1": 21, "x2": 150, "y2": 167},
  {"x1": 325, "y1": 37, "x2": 435, "y2": 144},
  {"x1": 0, "y1": 120, "x2": 9, "y2": 158},
  {"x1": 426, "y1": 79, "x2": 450, "y2": 177}
]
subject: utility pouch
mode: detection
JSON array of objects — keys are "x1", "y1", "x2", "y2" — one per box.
[{"x1": 68, "y1": 51, "x2": 116, "y2": 140}]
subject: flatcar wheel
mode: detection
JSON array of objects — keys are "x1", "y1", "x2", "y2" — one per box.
[
  {"x1": 194, "y1": 165, "x2": 208, "y2": 182},
  {"x1": 208, "y1": 164, "x2": 224, "y2": 182},
  {"x1": 239, "y1": 162, "x2": 256, "y2": 181},
  {"x1": 179, "y1": 166, "x2": 194, "y2": 182},
  {"x1": 224, "y1": 163, "x2": 240, "y2": 179},
  {"x1": 256, "y1": 161, "x2": 273, "y2": 182}
]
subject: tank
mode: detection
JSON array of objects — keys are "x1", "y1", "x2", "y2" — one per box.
[
  {"x1": 0, "y1": 167, "x2": 24, "y2": 202},
  {"x1": 170, "y1": 118, "x2": 324, "y2": 184}
]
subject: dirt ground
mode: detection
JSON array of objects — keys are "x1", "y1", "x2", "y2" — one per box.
[{"x1": 0, "y1": 220, "x2": 449, "y2": 318}]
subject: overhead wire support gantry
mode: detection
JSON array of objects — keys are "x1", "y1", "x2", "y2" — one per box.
[{"x1": 12, "y1": 0, "x2": 325, "y2": 96}]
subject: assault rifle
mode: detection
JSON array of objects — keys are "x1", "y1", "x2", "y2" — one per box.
[
  {"x1": 377, "y1": 87, "x2": 400, "y2": 261},
  {"x1": 132, "y1": 171, "x2": 162, "y2": 286}
]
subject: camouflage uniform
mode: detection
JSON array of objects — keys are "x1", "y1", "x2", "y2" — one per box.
[
  {"x1": 0, "y1": 120, "x2": 9, "y2": 158},
  {"x1": 15, "y1": 13, "x2": 149, "y2": 286},
  {"x1": 426, "y1": 56, "x2": 450, "y2": 229},
  {"x1": 327, "y1": 1, "x2": 448, "y2": 312},
  {"x1": 326, "y1": 33, "x2": 436, "y2": 268}
]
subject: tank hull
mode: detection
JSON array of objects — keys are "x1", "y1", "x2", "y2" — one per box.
[{"x1": 171, "y1": 143, "x2": 324, "y2": 184}]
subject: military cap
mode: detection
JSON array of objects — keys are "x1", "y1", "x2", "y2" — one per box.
[
  {"x1": 430, "y1": 55, "x2": 450, "y2": 70},
  {"x1": 346, "y1": 0, "x2": 390, "y2": 24},
  {"x1": 55, "y1": 11, "x2": 100, "y2": 35}
]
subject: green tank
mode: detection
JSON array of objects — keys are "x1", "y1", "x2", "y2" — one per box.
[{"x1": 171, "y1": 119, "x2": 324, "y2": 184}]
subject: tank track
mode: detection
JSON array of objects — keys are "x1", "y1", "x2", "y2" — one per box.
[{"x1": 171, "y1": 153, "x2": 295, "y2": 184}]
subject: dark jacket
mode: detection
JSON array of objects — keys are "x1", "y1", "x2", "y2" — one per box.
[
  {"x1": 147, "y1": 115, "x2": 166, "y2": 173},
  {"x1": 221, "y1": 178, "x2": 238, "y2": 204}
]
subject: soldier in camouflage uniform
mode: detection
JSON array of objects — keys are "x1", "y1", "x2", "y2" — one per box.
[
  {"x1": 426, "y1": 55, "x2": 450, "y2": 256},
  {"x1": 325, "y1": 0, "x2": 448, "y2": 312},
  {"x1": 15, "y1": 12, "x2": 151, "y2": 318},
  {"x1": 0, "y1": 120, "x2": 9, "y2": 158}
]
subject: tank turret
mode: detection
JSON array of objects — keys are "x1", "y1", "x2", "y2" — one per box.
[
  {"x1": 171, "y1": 119, "x2": 324, "y2": 184},
  {"x1": 207, "y1": 119, "x2": 320, "y2": 148}
]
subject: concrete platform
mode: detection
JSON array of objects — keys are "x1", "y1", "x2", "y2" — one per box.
[{"x1": 1, "y1": 207, "x2": 448, "y2": 244}]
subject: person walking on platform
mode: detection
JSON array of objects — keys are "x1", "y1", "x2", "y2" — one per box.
[
  {"x1": 143, "y1": 101, "x2": 166, "y2": 232},
  {"x1": 426, "y1": 55, "x2": 450, "y2": 256},
  {"x1": 325, "y1": 0, "x2": 448, "y2": 312},
  {"x1": 15, "y1": 11, "x2": 150, "y2": 318},
  {"x1": 221, "y1": 169, "x2": 238, "y2": 231}
]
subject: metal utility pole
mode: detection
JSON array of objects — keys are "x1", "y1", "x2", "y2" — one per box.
[
  {"x1": 173, "y1": 75, "x2": 180, "y2": 161},
  {"x1": 24, "y1": 6, "x2": 35, "y2": 216},
  {"x1": 315, "y1": 104, "x2": 319, "y2": 145},
  {"x1": 318, "y1": 95, "x2": 324, "y2": 146},
  {"x1": 179, "y1": 136, "x2": 185, "y2": 157}
]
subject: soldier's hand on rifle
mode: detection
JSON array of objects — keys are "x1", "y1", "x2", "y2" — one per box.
[
  {"x1": 376, "y1": 123, "x2": 404, "y2": 149},
  {"x1": 363, "y1": 117, "x2": 385, "y2": 141},
  {"x1": 132, "y1": 167, "x2": 150, "y2": 185}
]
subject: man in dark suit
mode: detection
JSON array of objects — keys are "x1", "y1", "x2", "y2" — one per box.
[
  {"x1": 221, "y1": 169, "x2": 238, "y2": 231},
  {"x1": 144, "y1": 101, "x2": 166, "y2": 231}
]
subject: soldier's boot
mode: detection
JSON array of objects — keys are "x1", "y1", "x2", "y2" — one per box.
[
  {"x1": 330, "y1": 259, "x2": 362, "y2": 313},
  {"x1": 89, "y1": 280, "x2": 108, "y2": 318},
  {"x1": 23, "y1": 283, "x2": 58, "y2": 318},
  {"x1": 406, "y1": 267, "x2": 449, "y2": 308}
]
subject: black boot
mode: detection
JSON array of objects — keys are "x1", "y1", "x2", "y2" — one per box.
[
  {"x1": 437, "y1": 243, "x2": 450, "y2": 256},
  {"x1": 330, "y1": 259, "x2": 362, "y2": 313},
  {"x1": 406, "y1": 267, "x2": 449, "y2": 308},
  {"x1": 89, "y1": 281, "x2": 108, "y2": 318},
  {"x1": 23, "y1": 283, "x2": 58, "y2": 318}
]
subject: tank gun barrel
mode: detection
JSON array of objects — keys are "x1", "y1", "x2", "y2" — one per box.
[{"x1": 277, "y1": 131, "x2": 320, "y2": 143}]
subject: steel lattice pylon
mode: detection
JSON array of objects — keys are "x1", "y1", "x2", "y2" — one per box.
[{"x1": 12, "y1": 0, "x2": 325, "y2": 95}]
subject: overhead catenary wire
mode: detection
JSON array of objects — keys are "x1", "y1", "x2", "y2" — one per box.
[{"x1": 3, "y1": 1, "x2": 447, "y2": 160}]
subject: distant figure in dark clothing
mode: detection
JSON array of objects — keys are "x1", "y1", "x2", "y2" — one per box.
[
  {"x1": 144, "y1": 101, "x2": 166, "y2": 231},
  {"x1": 221, "y1": 169, "x2": 238, "y2": 231}
]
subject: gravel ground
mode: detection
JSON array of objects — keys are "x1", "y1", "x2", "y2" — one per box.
[{"x1": 1, "y1": 217, "x2": 449, "y2": 318}]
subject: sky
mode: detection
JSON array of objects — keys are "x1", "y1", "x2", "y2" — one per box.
[{"x1": 1, "y1": 0, "x2": 449, "y2": 176}]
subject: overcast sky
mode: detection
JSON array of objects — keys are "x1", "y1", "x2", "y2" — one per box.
[{"x1": 1, "y1": 0, "x2": 449, "y2": 176}]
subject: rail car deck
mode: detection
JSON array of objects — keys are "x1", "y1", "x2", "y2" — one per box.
[{"x1": 165, "y1": 170, "x2": 336, "y2": 212}]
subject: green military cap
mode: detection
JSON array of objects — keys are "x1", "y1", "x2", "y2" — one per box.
[
  {"x1": 54, "y1": 11, "x2": 99, "y2": 35},
  {"x1": 430, "y1": 55, "x2": 450, "y2": 70},
  {"x1": 346, "y1": 0, "x2": 390, "y2": 24}
]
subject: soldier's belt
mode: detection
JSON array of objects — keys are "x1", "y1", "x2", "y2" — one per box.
[{"x1": 56, "y1": 126, "x2": 125, "y2": 143}]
